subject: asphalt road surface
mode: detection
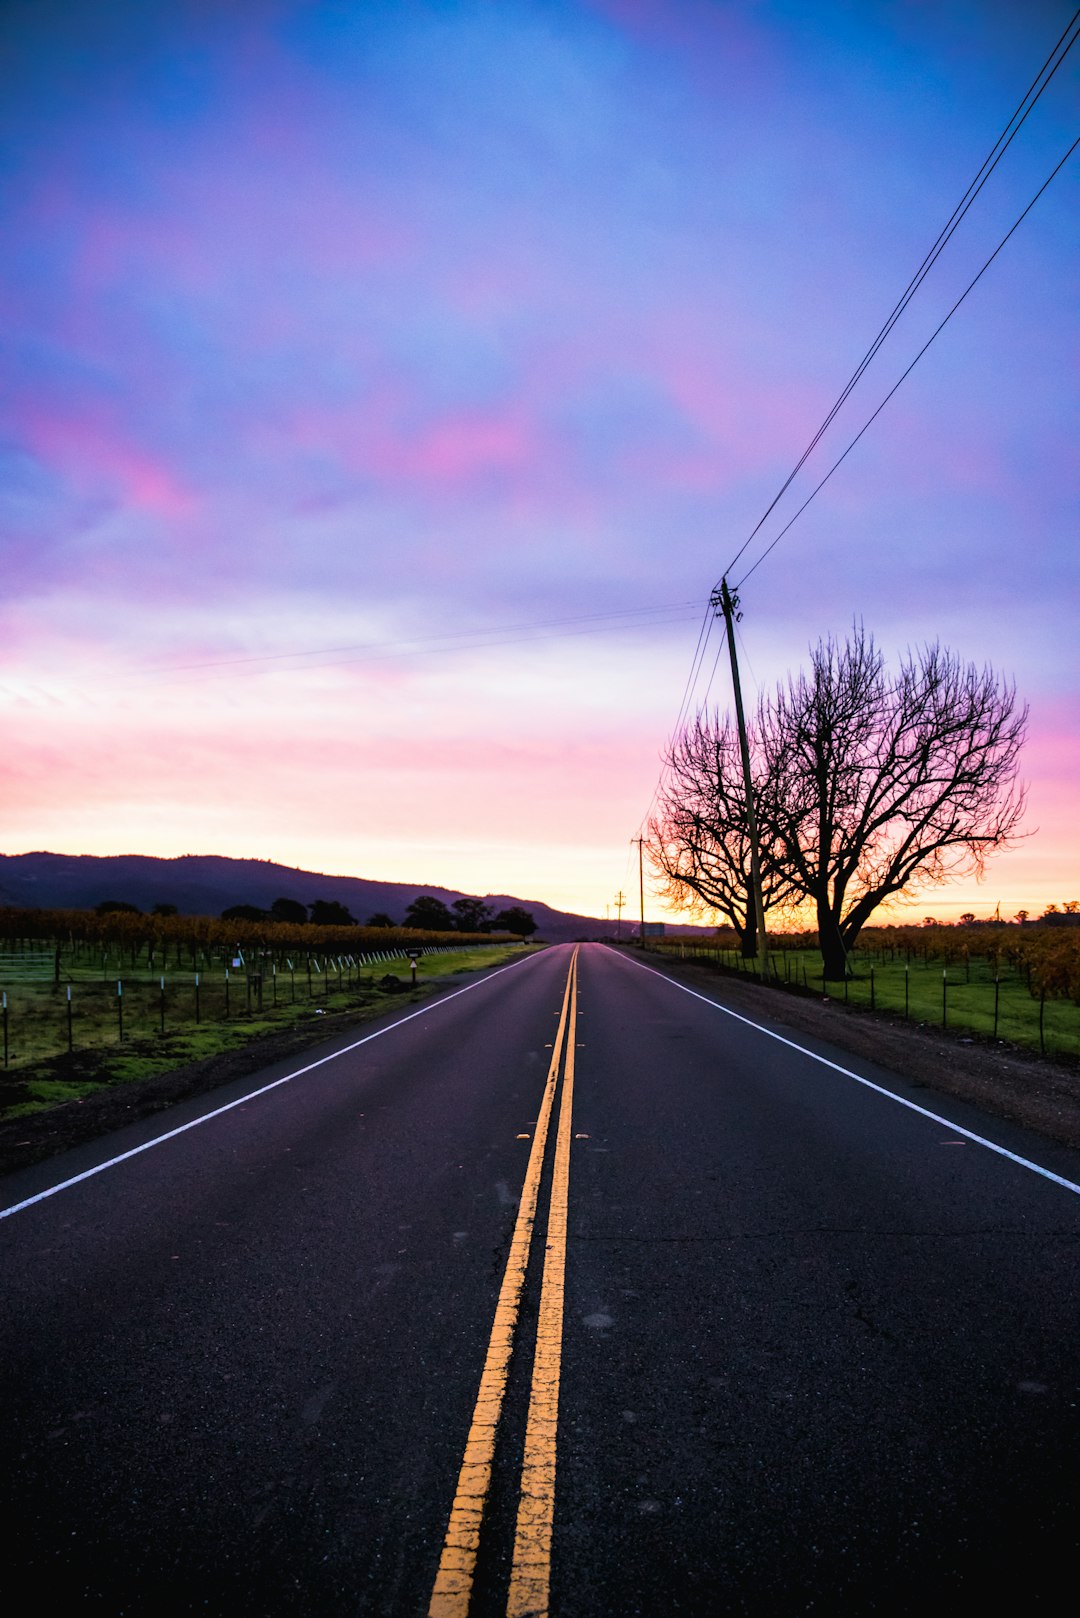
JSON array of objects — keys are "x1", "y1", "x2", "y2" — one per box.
[{"x1": 2, "y1": 942, "x2": 1079, "y2": 1615}]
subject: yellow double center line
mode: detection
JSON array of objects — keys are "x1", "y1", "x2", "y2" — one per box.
[{"x1": 429, "y1": 946, "x2": 579, "y2": 1618}]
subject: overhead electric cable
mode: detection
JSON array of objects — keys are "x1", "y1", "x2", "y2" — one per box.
[
  {"x1": 722, "y1": 6, "x2": 1080, "y2": 584},
  {"x1": 141, "y1": 600, "x2": 701, "y2": 678},
  {"x1": 667, "y1": 601, "x2": 715, "y2": 742},
  {"x1": 630, "y1": 599, "x2": 718, "y2": 843},
  {"x1": 630, "y1": 617, "x2": 728, "y2": 851},
  {"x1": 737, "y1": 133, "x2": 1080, "y2": 587},
  {"x1": 627, "y1": 9, "x2": 1079, "y2": 901},
  {"x1": 693, "y1": 621, "x2": 730, "y2": 716}
]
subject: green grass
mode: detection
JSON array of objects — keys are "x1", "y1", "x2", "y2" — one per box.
[
  {"x1": 1, "y1": 1077, "x2": 117, "y2": 1121},
  {"x1": 650, "y1": 941, "x2": 1080, "y2": 1061}
]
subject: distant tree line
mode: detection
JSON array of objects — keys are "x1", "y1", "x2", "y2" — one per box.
[
  {"x1": 400, "y1": 896, "x2": 537, "y2": 936},
  {"x1": 93, "y1": 894, "x2": 538, "y2": 936}
]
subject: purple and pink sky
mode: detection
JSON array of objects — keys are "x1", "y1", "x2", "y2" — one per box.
[{"x1": 2, "y1": 0, "x2": 1077, "y2": 923}]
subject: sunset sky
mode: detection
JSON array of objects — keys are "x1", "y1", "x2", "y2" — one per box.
[{"x1": 2, "y1": 0, "x2": 1077, "y2": 924}]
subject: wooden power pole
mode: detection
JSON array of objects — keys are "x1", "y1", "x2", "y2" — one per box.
[
  {"x1": 632, "y1": 837, "x2": 645, "y2": 946},
  {"x1": 711, "y1": 578, "x2": 768, "y2": 979}
]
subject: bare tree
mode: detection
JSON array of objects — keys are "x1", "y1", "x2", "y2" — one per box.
[
  {"x1": 648, "y1": 712, "x2": 796, "y2": 956},
  {"x1": 760, "y1": 628, "x2": 1027, "y2": 978}
]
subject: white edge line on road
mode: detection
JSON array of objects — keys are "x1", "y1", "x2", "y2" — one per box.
[
  {"x1": 0, "y1": 950, "x2": 545, "y2": 1222},
  {"x1": 619, "y1": 951, "x2": 1080, "y2": 1199}
]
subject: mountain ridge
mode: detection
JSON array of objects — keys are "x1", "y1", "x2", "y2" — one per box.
[{"x1": 0, "y1": 851, "x2": 671, "y2": 942}]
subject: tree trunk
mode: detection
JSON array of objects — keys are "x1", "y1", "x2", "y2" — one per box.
[
  {"x1": 740, "y1": 895, "x2": 758, "y2": 959},
  {"x1": 818, "y1": 903, "x2": 848, "y2": 980}
]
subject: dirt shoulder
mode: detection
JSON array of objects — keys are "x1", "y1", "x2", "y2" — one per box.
[{"x1": 632, "y1": 949, "x2": 1080, "y2": 1152}]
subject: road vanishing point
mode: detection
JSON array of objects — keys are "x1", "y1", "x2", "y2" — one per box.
[{"x1": 2, "y1": 942, "x2": 1079, "y2": 1614}]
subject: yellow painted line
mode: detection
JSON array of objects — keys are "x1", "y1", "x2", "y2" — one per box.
[
  {"x1": 506, "y1": 949, "x2": 577, "y2": 1618},
  {"x1": 428, "y1": 948, "x2": 578, "y2": 1618}
]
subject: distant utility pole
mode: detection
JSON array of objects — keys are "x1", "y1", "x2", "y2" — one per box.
[
  {"x1": 711, "y1": 577, "x2": 768, "y2": 979},
  {"x1": 632, "y1": 837, "x2": 645, "y2": 946},
  {"x1": 614, "y1": 891, "x2": 626, "y2": 940}
]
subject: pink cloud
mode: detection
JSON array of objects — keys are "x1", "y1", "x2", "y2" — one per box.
[
  {"x1": 375, "y1": 413, "x2": 536, "y2": 485},
  {"x1": 17, "y1": 407, "x2": 196, "y2": 517},
  {"x1": 646, "y1": 341, "x2": 828, "y2": 476},
  {"x1": 281, "y1": 395, "x2": 540, "y2": 493}
]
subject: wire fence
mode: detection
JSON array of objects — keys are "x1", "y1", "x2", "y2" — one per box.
[
  {"x1": 0, "y1": 940, "x2": 502, "y2": 1070},
  {"x1": 641, "y1": 936, "x2": 1080, "y2": 1061}
]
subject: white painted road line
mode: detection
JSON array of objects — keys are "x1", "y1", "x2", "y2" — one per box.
[
  {"x1": 620, "y1": 952, "x2": 1080, "y2": 1199},
  {"x1": 0, "y1": 950, "x2": 545, "y2": 1223}
]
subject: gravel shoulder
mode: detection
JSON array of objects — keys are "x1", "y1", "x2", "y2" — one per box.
[{"x1": 1, "y1": 948, "x2": 1078, "y2": 1182}]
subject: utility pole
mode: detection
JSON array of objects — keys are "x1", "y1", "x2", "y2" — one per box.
[
  {"x1": 632, "y1": 837, "x2": 645, "y2": 947},
  {"x1": 710, "y1": 577, "x2": 768, "y2": 979},
  {"x1": 614, "y1": 891, "x2": 626, "y2": 940}
]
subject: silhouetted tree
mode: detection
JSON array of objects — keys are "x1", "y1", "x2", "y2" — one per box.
[
  {"x1": 365, "y1": 912, "x2": 396, "y2": 928},
  {"x1": 451, "y1": 897, "x2": 494, "y2": 933},
  {"x1": 151, "y1": 902, "x2": 178, "y2": 917},
  {"x1": 270, "y1": 897, "x2": 308, "y2": 924},
  {"x1": 657, "y1": 628, "x2": 1027, "y2": 980},
  {"x1": 95, "y1": 899, "x2": 142, "y2": 915},
  {"x1": 222, "y1": 904, "x2": 267, "y2": 922},
  {"x1": 493, "y1": 906, "x2": 537, "y2": 937},
  {"x1": 1040, "y1": 903, "x2": 1080, "y2": 928},
  {"x1": 649, "y1": 711, "x2": 796, "y2": 958},
  {"x1": 761, "y1": 630, "x2": 1026, "y2": 978},
  {"x1": 308, "y1": 898, "x2": 355, "y2": 926},
  {"x1": 404, "y1": 895, "x2": 454, "y2": 930}
]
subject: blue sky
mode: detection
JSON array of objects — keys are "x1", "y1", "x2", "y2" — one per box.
[{"x1": 1, "y1": 0, "x2": 1076, "y2": 918}]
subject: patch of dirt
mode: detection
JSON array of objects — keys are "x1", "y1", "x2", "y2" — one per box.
[{"x1": 642, "y1": 952, "x2": 1080, "y2": 1152}]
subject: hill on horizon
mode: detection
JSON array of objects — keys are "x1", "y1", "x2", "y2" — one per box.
[{"x1": 0, "y1": 851, "x2": 647, "y2": 943}]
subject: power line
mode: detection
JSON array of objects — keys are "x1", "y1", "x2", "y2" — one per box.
[
  {"x1": 694, "y1": 621, "x2": 730, "y2": 715},
  {"x1": 137, "y1": 600, "x2": 702, "y2": 679},
  {"x1": 627, "y1": 604, "x2": 718, "y2": 848},
  {"x1": 627, "y1": 617, "x2": 729, "y2": 896},
  {"x1": 722, "y1": 6, "x2": 1080, "y2": 585},
  {"x1": 737, "y1": 132, "x2": 1080, "y2": 588},
  {"x1": 667, "y1": 602, "x2": 716, "y2": 741},
  {"x1": 627, "y1": 10, "x2": 1079, "y2": 891}
]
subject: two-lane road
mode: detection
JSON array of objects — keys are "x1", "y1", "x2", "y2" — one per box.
[{"x1": 2, "y1": 943, "x2": 1078, "y2": 1613}]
